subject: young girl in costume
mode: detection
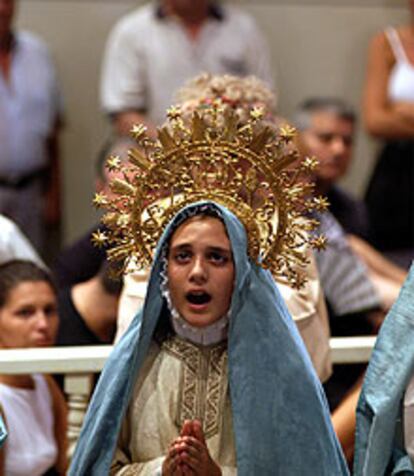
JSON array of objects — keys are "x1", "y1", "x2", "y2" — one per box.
[
  {"x1": 70, "y1": 104, "x2": 348, "y2": 475},
  {"x1": 0, "y1": 260, "x2": 67, "y2": 476}
]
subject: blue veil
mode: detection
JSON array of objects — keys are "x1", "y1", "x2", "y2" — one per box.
[
  {"x1": 69, "y1": 201, "x2": 348, "y2": 476},
  {"x1": 354, "y1": 263, "x2": 414, "y2": 475},
  {"x1": 0, "y1": 415, "x2": 6, "y2": 447}
]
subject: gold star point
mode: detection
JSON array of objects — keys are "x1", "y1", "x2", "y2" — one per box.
[
  {"x1": 130, "y1": 124, "x2": 147, "y2": 140},
  {"x1": 166, "y1": 105, "x2": 182, "y2": 120},
  {"x1": 93, "y1": 192, "x2": 109, "y2": 208},
  {"x1": 310, "y1": 235, "x2": 328, "y2": 251},
  {"x1": 279, "y1": 125, "x2": 297, "y2": 142},
  {"x1": 313, "y1": 196, "x2": 330, "y2": 212},
  {"x1": 302, "y1": 156, "x2": 319, "y2": 172},
  {"x1": 250, "y1": 107, "x2": 264, "y2": 120},
  {"x1": 91, "y1": 230, "x2": 109, "y2": 248},
  {"x1": 106, "y1": 155, "x2": 122, "y2": 172}
]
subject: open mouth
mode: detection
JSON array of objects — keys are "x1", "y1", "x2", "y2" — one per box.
[{"x1": 186, "y1": 291, "x2": 212, "y2": 305}]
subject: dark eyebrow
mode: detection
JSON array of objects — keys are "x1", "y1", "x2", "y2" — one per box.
[
  {"x1": 169, "y1": 244, "x2": 232, "y2": 254},
  {"x1": 206, "y1": 246, "x2": 232, "y2": 255},
  {"x1": 170, "y1": 243, "x2": 192, "y2": 251}
]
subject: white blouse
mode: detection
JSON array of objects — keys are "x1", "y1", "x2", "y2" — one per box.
[
  {"x1": 0, "y1": 374, "x2": 57, "y2": 476},
  {"x1": 386, "y1": 27, "x2": 414, "y2": 103}
]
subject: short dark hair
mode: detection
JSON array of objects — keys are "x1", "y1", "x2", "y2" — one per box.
[
  {"x1": 98, "y1": 260, "x2": 123, "y2": 296},
  {"x1": 0, "y1": 260, "x2": 56, "y2": 307},
  {"x1": 293, "y1": 97, "x2": 356, "y2": 131}
]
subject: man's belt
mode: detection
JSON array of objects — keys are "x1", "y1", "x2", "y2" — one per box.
[{"x1": 0, "y1": 169, "x2": 47, "y2": 189}]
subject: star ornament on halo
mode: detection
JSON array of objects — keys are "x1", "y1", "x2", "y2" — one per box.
[
  {"x1": 302, "y1": 156, "x2": 319, "y2": 172},
  {"x1": 91, "y1": 230, "x2": 109, "y2": 248},
  {"x1": 130, "y1": 124, "x2": 147, "y2": 141},
  {"x1": 93, "y1": 102, "x2": 328, "y2": 288},
  {"x1": 166, "y1": 105, "x2": 182, "y2": 121},
  {"x1": 93, "y1": 192, "x2": 109, "y2": 208},
  {"x1": 106, "y1": 155, "x2": 122, "y2": 172},
  {"x1": 279, "y1": 124, "x2": 297, "y2": 143},
  {"x1": 250, "y1": 106, "x2": 265, "y2": 121},
  {"x1": 312, "y1": 196, "x2": 330, "y2": 212},
  {"x1": 310, "y1": 235, "x2": 328, "y2": 251}
]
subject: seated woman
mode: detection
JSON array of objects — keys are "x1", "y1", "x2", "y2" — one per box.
[
  {"x1": 69, "y1": 104, "x2": 348, "y2": 475},
  {"x1": 0, "y1": 260, "x2": 67, "y2": 476}
]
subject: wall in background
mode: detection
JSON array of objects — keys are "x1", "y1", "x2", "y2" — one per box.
[{"x1": 16, "y1": 0, "x2": 408, "y2": 242}]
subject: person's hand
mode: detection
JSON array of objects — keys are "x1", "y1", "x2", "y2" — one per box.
[
  {"x1": 177, "y1": 420, "x2": 222, "y2": 476},
  {"x1": 162, "y1": 435, "x2": 194, "y2": 476},
  {"x1": 162, "y1": 440, "x2": 181, "y2": 476},
  {"x1": 180, "y1": 420, "x2": 195, "y2": 438}
]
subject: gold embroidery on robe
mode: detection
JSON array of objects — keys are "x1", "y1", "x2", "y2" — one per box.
[
  {"x1": 110, "y1": 337, "x2": 236, "y2": 475},
  {"x1": 163, "y1": 336, "x2": 228, "y2": 439}
]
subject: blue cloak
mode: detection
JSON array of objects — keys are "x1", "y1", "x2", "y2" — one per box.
[
  {"x1": 69, "y1": 201, "x2": 348, "y2": 476},
  {"x1": 0, "y1": 416, "x2": 6, "y2": 447},
  {"x1": 355, "y1": 263, "x2": 414, "y2": 475}
]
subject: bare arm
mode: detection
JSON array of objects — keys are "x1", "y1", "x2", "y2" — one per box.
[
  {"x1": 347, "y1": 234, "x2": 407, "y2": 284},
  {"x1": 363, "y1": 32, "x2": 414, "y2": 139},
  {"x1": 331, "y1": 379, "x2": 362, "y2": 464},
  {"x1": 45, "y1": 375, "x2": 68, "y2": 475},
  {"x1": 393, "y1": 101, "x2": 414, "y2": 123}
]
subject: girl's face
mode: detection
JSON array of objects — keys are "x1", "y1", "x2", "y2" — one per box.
[
  {"x1": 0, "y1": 281, "x2": 58, "y2": 348},
  {"x1": 167, "y1": 216, "x2": 235, "y2": 328}
]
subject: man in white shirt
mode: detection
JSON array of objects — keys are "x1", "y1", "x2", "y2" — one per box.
[
  {"x1": 101, "y1": 0, "x2": 273, "y2": 135},
  {"x1": 0, "y1": 0, "x2": 62, "y2": 251}
]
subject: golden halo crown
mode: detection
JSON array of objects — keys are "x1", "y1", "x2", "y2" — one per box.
[{"x1": 93, "y1": 103, "x2": 327, "y2": 288}]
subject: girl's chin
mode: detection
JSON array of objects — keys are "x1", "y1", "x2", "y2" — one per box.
[{"x1": 181, "y1": 314, "x2": 218, "y2": 328}]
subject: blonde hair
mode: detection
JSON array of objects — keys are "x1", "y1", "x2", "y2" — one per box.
[{"x1": 175, "y1": 73, "x2": 277, "y2": 123}]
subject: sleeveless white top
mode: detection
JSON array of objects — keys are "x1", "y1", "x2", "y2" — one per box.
[
  {"x1": 386, "y1": 27, "x2": 414, "y2": 103},
  {"x1": 0, "y1": 374, "x2": 57, "y2": 476}
]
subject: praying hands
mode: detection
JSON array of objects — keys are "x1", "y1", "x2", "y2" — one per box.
[{"x1": 162, "y1": 420, "x2": 222, "y2": 476}]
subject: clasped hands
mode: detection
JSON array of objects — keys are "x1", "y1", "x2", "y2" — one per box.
[{"x1": 162, "y1": 419, "x2": 222, "y2": 476}]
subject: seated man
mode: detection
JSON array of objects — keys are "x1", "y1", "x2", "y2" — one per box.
[
  {"x1": 69, "y1": 101, "x2": 348, "y2": 475},
  {"x1": 294, "y1": 97, "x2": 407, "y2": 312},
  {"x1": 295, "y1": 97, "x2": 405, "y2": 463},
  {"x1": 56, "y1": 261, "x2": 122, "y2": 346},
  {"x1": 53, "y1": 136, "x2": 135, "y2": 288},
  {"x1": 294, "y1": 97, "x2": 367, "y2": 237}
]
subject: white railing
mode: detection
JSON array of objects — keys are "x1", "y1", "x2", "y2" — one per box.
[{"x1": 0, "y1": 336, "x2": 377, "y2": 457}]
